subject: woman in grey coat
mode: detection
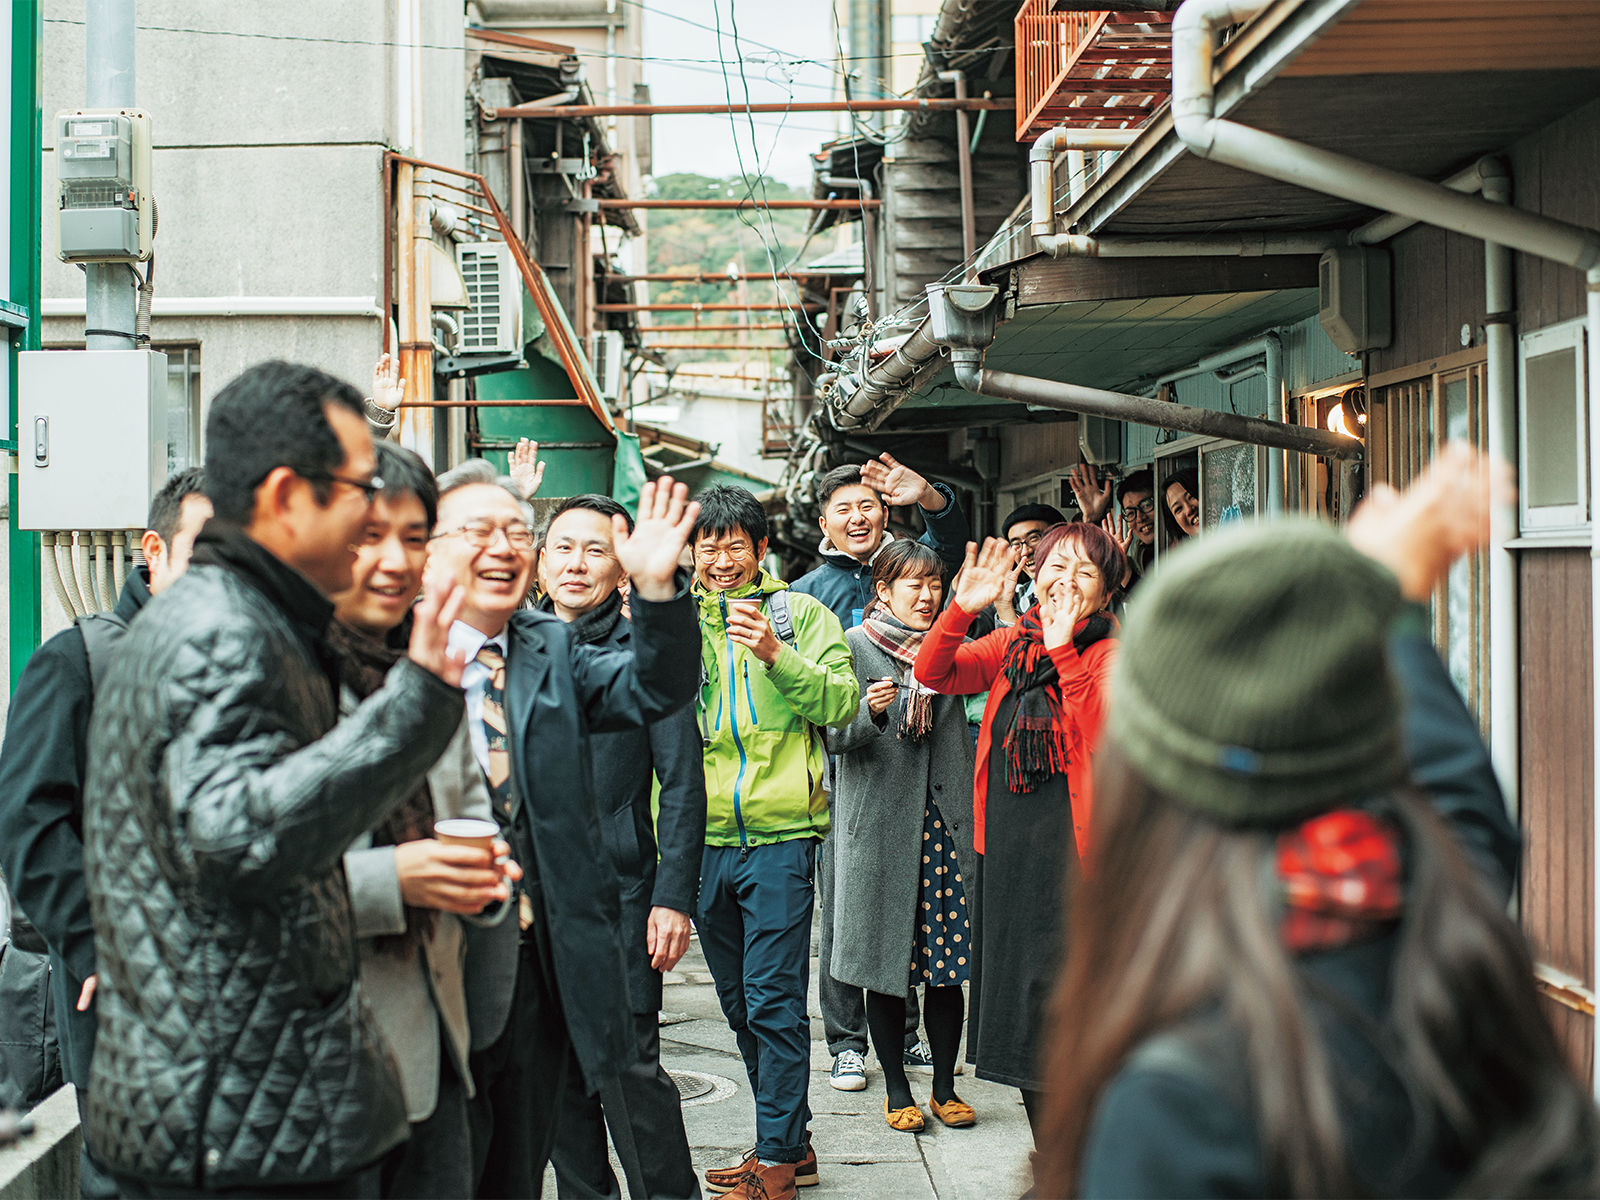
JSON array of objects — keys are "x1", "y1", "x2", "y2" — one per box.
[{"x1": 829, "y1": 540, "x2": 977, "y2": 1134}]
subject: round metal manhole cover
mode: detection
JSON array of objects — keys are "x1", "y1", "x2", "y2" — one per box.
[{"x1": 669, "y1": 1070, "x2": 738, "y2": 1107}]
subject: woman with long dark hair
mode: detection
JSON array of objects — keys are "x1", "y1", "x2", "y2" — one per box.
[
  {"x1": 829, "y1": 539, "x2": 977, "y2": 1132},
  {"x1": 913, "y1": 522, "x2": 1126, "y2": 1143},
  {"x1": 1161, "y1": 466, "x2": 1200, "y2": 545},
  {"x1": 1036, "y1": 447, "x2": 1599, "y2": 1198}
]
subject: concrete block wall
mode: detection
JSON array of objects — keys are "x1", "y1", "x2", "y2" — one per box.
[{"x1": 39, "y1": 0, "x2": 467, "y2": 403}]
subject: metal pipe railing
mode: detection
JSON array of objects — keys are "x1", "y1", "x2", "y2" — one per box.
[
  {"x1": 596, "y1": 199, "x2": 879, "y2": 211},
  {"x1": 492, "y1": 97, "x2": 1013, "y2": 119}
]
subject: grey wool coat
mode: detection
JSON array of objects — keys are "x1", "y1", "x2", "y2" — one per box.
[
  {"x1": 344, "y1": 713, "x2": 509, "y2": 1122},
  {"x1": 827, "y1": 625, "x2": 975, "y2": 997}
]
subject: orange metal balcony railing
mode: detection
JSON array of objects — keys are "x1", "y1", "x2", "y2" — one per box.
[{"x1": 1014, "y1": 1, "x2": 1175, "y2": 142}]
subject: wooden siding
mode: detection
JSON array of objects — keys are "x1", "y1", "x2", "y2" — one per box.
[
  {"x1": 1510, "y1": 96, "x2": 1600, "y2": 335},
  {"x1": 1015, "y1": 255, "x2": 1318, "y2": 307},
  {"x1": 1000, "y1": 420, "x2": 1079, "y2": 487},
  {"x1": 1520, "y1": 548, "x2": 1594, "y2": 1081},
  {"x1": 1366, "y1": 224, "x2": 1486, "y2": 378},
  {"x1": 1282, "y1": 2, "x2": 1600, "y2": 77}
]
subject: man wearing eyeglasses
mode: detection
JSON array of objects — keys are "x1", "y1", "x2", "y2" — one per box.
[
  {"x1": 1115, "y1": 469, "x2": 1157, "y2": 587},
  {"x1": 425, "y1": 462, "x2": 703, "y2": 1200},
  {"x1": 80, "y1": 362, "x2": 471, "y2": 1198},
  {"x1": 994, "y1": 503, "x2": 1068, "y2": 625}
]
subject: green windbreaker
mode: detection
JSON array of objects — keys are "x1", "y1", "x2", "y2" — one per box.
[{"x1": 695, "y1": 570, "x2": 859, "y2": 847}]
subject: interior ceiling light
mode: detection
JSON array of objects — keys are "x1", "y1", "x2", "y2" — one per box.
[{"x1": 1327, "y1": 402, "x2": 1358, "y2": 438}]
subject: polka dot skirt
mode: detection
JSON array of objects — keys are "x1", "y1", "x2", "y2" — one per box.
[{"x1": 911, "y1": 797, "x2": 971, "y2": 987}]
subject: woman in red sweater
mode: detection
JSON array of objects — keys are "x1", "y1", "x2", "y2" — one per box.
[{"x1": 913, "y1": 521, "x2": 1124, "y2": 1146}]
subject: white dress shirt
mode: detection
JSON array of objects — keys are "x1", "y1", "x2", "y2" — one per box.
[{"x1": 450, "y1": 619, "x2": 508, "y2": 778}]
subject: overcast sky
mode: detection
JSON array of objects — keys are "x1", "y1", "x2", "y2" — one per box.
[{"x1": 638, "y1": 0, "x2": 839, "y2": 186}]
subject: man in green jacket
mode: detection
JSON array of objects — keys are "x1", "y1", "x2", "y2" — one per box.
[{"x1": 690, "y1": 485, "x2": 858, "y2": 1200}]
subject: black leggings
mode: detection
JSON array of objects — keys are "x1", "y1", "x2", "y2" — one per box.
[{"x1": 865, "y1": 985, "x2": 964, "y2": 1107}]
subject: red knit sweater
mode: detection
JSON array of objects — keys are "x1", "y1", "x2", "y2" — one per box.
[{"x1": 912, "y1": 602, "x2": 1117, "y2": 860}]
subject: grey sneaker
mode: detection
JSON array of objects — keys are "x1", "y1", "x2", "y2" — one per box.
[
  {"x1": 903, "y1": 1041, "x2": 963, "y2": 1074},
  {"x1": 829, "y1": 1049, "x2": 867, "y2": 1091}
]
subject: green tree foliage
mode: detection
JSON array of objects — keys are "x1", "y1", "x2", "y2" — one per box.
[{"x1": 643, "y1": 173, "x2": 814, "y2": 330}]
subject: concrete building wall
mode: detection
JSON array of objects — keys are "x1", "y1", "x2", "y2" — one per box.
[{"x1": 39, "y1": 0, "x2": 465, "y2": 403}]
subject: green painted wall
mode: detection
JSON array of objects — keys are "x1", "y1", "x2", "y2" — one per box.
[
  {"x1": 10, "y1": 1, "x2": 41, "y2": 688},
  {"x1": 474, "y1": 359, "x2": 615, "y2": 497}
]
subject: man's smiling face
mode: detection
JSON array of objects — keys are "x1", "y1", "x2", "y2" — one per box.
[
  {"x1": 428, "y1": 482, "x2": 534, "y2": 635},
  {"x1": 819, "y1": 483, "x2": 887, "y2": 563}
]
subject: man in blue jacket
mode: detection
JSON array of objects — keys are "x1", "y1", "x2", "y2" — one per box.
[{"x1": 789, "y1": 454, "x2": 969, "y2": 1091}]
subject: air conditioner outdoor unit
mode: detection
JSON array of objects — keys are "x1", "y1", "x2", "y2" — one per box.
[
  {"x1": 457, "y1": 241, "x2": 522, "y2": 353},
  {"x1": 1318, "y1": 246, "x2": 1391, "y2": 354},
  {"x1": 1079, "y1": 415, "x2": 1120, "y2": 465},
  {"x1": 591, "y1": 330, "x2": 625, "y2": 403}
]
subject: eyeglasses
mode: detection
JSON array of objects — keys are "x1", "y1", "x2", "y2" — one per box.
[
  {"x1": 431, "y1": 520, "x2": 536, "y2": 550},
  {"x1": 302, "y1": 470, "x2": 385, "y2": 504},
  {"x1": 1007, "y1": 531, "x2": 1044, "y2": 551},
  {"x1": 697, "y1": 541, "x2": 755, "y2": 562},
  {"x1": 1123, "y1": 498, "x2": 1155, "y2": 517}
]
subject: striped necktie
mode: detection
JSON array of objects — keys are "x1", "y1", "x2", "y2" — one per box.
[
  {"x1": 476, "y1": 643, "x2": 534, "y2": 932},
  {"x1": 475, "y1": 643, "x2": 512, "y2": 808}
]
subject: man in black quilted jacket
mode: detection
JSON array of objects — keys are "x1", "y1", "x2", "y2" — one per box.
[{"x1": 80, "y1": 361, "x2": 472, "y2": 1198}]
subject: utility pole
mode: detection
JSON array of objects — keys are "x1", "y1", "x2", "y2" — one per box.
[{"x1": 83, "y1": 0, "x2": 137, "y2": 351}]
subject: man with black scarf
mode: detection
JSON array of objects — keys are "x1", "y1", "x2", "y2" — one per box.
[
  {"x1": 537, "y1": 493, "x2": 705, "y2": 1200},
  {"x1": 80, "y1": 361, "x2": 470, "y2": 1198}
]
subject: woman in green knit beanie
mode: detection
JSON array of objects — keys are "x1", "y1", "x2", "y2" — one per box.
[{"x1": 1035, "y1": 445, "x2": 1600, "y2": 1199}]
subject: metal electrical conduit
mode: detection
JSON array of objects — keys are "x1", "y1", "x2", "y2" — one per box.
[
  {"x1": 41, "y1": 531, "x2": 133, "y2": 619},
  {"x1": 1170, "y1": 0, "x2": 1600, "y2": 1054}
]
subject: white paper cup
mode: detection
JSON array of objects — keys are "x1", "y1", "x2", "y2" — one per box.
[{"x1": 434, "y1": 817, "x2": 499, "y2": 852}]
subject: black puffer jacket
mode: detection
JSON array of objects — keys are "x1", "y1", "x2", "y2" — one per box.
[{"x1": 81, "y1": 523, "x2": 465, "y2": 1190}]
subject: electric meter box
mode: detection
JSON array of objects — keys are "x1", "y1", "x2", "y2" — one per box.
[
  {"x1": 55, "y1": 108, "x2": 154, "y2": 263},
  {"x1": 18, "y1": 351, "x2": 168, "y2": 530},
  {"x1": 1318, "y1": 246, "x2": 1391, "y2": 354}
]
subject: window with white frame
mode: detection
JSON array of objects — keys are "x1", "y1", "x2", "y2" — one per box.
[{"x1": 1519, "y1": 318, "x2": 1588, "y2": 534}]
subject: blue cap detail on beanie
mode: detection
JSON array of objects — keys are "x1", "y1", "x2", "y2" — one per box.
[{"x1": 1218, "y1": 745, "x2": 1262, "y2": 776}]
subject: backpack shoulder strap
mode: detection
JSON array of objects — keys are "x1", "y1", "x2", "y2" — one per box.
[
  {"x1": 76, "y1": 611, "x2": 131, "y2": 693},
  {"x1": 766, "y1": 590, "x2": 798, "y2": 648}
]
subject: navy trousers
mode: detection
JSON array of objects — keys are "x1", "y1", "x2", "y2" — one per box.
[{"x1": 697, "y1": 840, "x2": 816, "y2": 1164}]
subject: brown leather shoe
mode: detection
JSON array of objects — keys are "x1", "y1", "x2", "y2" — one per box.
[
  {"x1": 718, "y1": 1160, "x2": 796, "y2": 1200},
  {"x1": 929, "y1": 1094, "x2": 977, "y2": 1127},
  {"x1": 705, "y1": 1137, "x2": 817, "y2": 1193}
]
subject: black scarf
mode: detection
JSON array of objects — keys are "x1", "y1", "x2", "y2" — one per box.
[
  {"x1": 189, "y1": 519, "x2": 342, "y2": 704},
  {"x1": 325, "y1": 619, "x2": 438, "y2": 960},
  {"x1": 536, "y1": 586, "x2": 625, "y2": 646},
  {"x1": 999, "y1": 608, "x2": 1115, "y2": 794}
]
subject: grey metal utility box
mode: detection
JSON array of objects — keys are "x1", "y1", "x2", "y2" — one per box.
[{"x1": 18, "y1": 351, "x2": 168, "y2": 530}]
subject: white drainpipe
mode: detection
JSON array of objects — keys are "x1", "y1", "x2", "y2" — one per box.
[
  {"x1": 1031, "y1": 124, "x2": 1334, "y2": 258},
  {"x1": 1171, "y1": 0, "x2": 1600, "y2": 1092}
]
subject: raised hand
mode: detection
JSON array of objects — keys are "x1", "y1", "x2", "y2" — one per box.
[
  {"x1": 1101, "y1": 512, "x2": 1131, "y2": 555},
  {"x1": 408, "y1": 560, "x2": 468, "y2": 686},
  {"x1": 371, "y1": 353, "x2": 405, "y2": 413},
  {"x1": 861, "y1": 452, "x2": 943, "y2": 511},
  {"x1": 1040, "y1": 575, "x2": 1095, "y2": 650},
  {"x1": 614, "y1": 475, "x2": 700, "y2": 602},
  {"x1": 508, "y1": 438, "x2": 545, "y2": 500},
  {"x1": 951, "y1": 539, "x2": 1016, "y2": 615},
  {"x1": 1069, "y1": 464, "x2": 1113, "y2": 525},
  {"x1": 992, "y1": 558, "x2": 1023, "y2": 625},
  {"x1": 1345, "y1": 441, "x2": 1512, "y2": 603}
]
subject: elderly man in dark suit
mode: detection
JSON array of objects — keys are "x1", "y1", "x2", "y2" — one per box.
[
  {"x1": 538, "y1": 493, "x2": 706, "y2": 1200},
  {"x1": 431, "y1": 464, "x2": 702, "y2": 1200}
]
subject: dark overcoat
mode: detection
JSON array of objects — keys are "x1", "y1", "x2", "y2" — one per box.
[
  {"x1": 827, "y1": 626, "x2": 975, "y2": 997},
  {"x1": 589, "y1": 614, "x2": 706, "y2": 1015},
  {"x1": 461, "y1": 590, "x2": 701, "y2": 1089}
]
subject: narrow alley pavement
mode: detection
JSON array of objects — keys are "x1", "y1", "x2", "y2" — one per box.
[{"x1": 548, "y1": 914, "x2": 1036, "y2": 1199}]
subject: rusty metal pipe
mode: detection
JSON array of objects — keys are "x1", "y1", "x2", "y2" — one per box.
[
  {"x1": 642, "y1": 343, "x2": 789, "y2": 351},
  {"x1": 614, "y1": 274, "x2": 808, "y2": 284},
  {"x1": 598, "y1": 302, "x2": 822, "y2": 312},
  {"x1": 494, "y1": 98, "x2": 1014, "y2": 119},
  {"x1": 596, "y1": 199, "x2": 879, "y2": 210},
  {"x1": 639, "y1": 322, "x2": 789, "y2": 330}
]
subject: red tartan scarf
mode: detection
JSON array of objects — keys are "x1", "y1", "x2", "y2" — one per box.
[
  {"x1": 998, "y1": 607, "x2": 1114, "y2": 793},
  {"x1": 1276, "y1": 809, "x2": 1403, "y2": 953}
]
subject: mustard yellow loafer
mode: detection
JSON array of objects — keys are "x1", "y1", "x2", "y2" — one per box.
[
  {"x1": 884, "y1": 1097, "x2": 925, "y2": 1132},
  {"x1": 929, "y1": 1095, "x2": 977, "y2": 1127}
]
